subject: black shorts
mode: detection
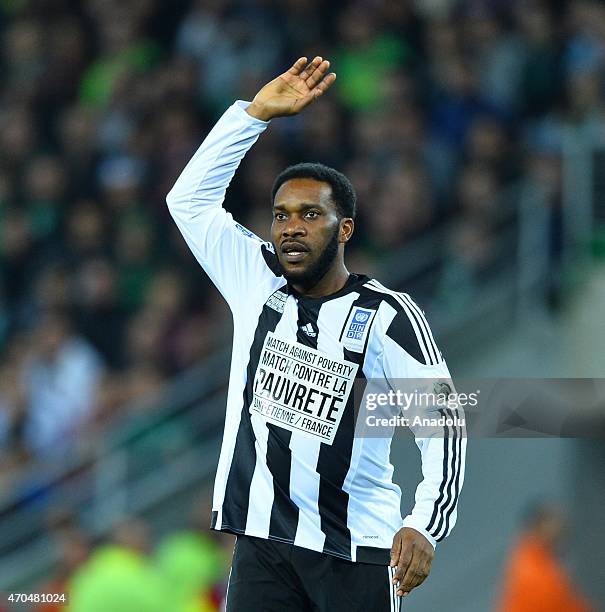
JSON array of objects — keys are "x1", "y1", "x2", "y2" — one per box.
[{"x1": 225, "y1": 535, "x2": 402, "y2": 612}]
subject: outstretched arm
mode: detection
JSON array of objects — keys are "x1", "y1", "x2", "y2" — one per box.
[{"x1": 166, "y1": 57, "x2": 336, "y2": 311}]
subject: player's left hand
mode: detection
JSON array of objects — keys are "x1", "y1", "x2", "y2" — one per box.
[
  {"x1": 390, "y1": 527, "x2": 434, "y2": 598},
  {"x1": 246, "y1": 56, "x2": 336, "y2": 121}
]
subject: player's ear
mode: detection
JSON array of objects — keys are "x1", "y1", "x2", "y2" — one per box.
[{"x1": 339, "y1": 218, "x2": 354, "y2": 243}]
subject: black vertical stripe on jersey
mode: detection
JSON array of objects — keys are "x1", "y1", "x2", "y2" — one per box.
[
  {"x1": 426, "y1": 409, "x2": 450, "y2": 534},
  {"x1": 221, "y1": 286, "x2": 287, "y2": 532},
  {"x1": 431, "y1": 408, "x2": 459, "y2": 539},
  {"x1": 266, "y1": 295, "x2": 321, "y2": 541},
  {"x1": 438, "y1": 409, "x2": 463, "y2": 541},
  {"x1": 317, "y1": 289, "x2": 382, "y2": 559}
]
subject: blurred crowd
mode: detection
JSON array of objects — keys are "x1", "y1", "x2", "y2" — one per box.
[
  {"x1": 0, "y1": 498, "x2": 233, "y2": 612},
  {"x1": 2, "y1": 0, "x2": 605, "y2": 489}
]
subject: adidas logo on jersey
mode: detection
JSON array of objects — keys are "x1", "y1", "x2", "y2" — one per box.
[{"x1": 300, "y1": 323, "x2": 317, "y2": 337}]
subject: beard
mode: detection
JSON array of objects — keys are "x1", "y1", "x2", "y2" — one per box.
[{"x1": 277, "y1": 227, "x2": 340, "y2": 290}]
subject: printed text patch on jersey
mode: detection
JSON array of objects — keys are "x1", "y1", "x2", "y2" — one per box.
[
  {"x1": 342, "y1": 307, "x2": 376, "y2": 352},
  {"x1": 265, "y1": 290, "x2": 287, "y2": 313},
  {"x1": 251, "y1": 332, "x2": 358, "y2": 445},
  {"x1": 234, "y1": 222, "x2": 260, "y2": 240}
]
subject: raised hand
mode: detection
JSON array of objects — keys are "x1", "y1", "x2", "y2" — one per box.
[{"x1": 246, "y1": 56, "x2": 336, "y2": 122}]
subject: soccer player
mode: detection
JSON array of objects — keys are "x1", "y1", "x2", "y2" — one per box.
[{"x1": 167, "y1": 56, "x2": 466, "y2": 611}]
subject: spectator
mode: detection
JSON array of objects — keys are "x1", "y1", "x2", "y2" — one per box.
[
  {"x1": 20, "y1": 154, "x2": 67, "y2": 267},
  {"x1": 515, "y1": 3, "x2": 562, "y2": 118},
  {"x1": 154, "y1": 497, "x2": 232, "y2": 612},
  {"x1": 69, "y1": 517, "x2": 170, "y2": 612},
  {"x1": 73, "y1": 258, "x2": 126, "y2": 367},
  {"x1": 35, "y1": 507, "x2": 90, "y2": 612},
  {"x1": 438, "y1": 215, "x2": 497, "y2": 312},
  {"x1": 0, "y1": 207, "x2": 38, "y2": 313},
  {"x1": 21, "y1": 310, "x2": 104, "y2": 457},
  {"x1": 496, "y1": 502, "x2": 595, "y2": 612},
  {"x1": 334, "y1": 5, "x2": 410, "y2": 112},
  {"x1": 365, "y1": 162, "x2": 434, "y2": 252}
]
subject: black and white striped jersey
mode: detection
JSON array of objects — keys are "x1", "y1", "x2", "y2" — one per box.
[{"x1": 167, "y1": 101, "x2": 466, "y2": 564}]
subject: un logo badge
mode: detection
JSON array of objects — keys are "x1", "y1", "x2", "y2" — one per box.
[{"x1": 354, "y1": 311, "x2": 369, "y2": 323}]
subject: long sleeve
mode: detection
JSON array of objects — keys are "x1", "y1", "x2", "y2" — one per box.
[
  {"x1": 166, "y1": 100, "x2": 280, "y2": 313},
  {"x1": 380, "y1": 297, "x2": 467, "y2": 548}
]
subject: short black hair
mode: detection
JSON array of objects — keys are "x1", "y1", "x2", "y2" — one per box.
[{"x1": 271, "y1": 162, "x2": 357, "y2": 219}]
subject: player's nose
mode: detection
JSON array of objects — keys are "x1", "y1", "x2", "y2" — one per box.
[{"x1": 282, "y1": 218, "x2": 306, "y2": 237}]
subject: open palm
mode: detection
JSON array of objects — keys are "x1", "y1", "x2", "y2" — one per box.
[{"x1": 248, "y1": 56, "x2": 336, "y2": 121}]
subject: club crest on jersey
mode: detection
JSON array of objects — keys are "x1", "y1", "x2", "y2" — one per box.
[{"x1": 342, "y1": 307, "x2": 376, "y2": 352}]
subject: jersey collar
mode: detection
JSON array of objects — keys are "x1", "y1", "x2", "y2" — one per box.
[{"x1": 288, "y1": 273, "x2": 369, "y2": 303}]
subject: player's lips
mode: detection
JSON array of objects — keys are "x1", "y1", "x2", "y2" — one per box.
[{"x1": 281, "y1": 241, "x2": 309, "y2": 263}]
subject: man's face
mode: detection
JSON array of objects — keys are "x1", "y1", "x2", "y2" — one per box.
[{"x1": 271, "y1": 178, "x2": 350, "y2": 288}]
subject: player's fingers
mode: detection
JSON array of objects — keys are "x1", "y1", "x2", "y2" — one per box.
[
  {"x1": 293, "y1": 73, "x2": 335, "y2": 111},
  {"x1": 400, "y1": 551, "x2": 431, "y2": 596},
  {"x1": 313, "y1": 73, "x2": 336, "y2": 97},
  {"x1": 287, "y1": 57, "x2": 308, "y2": 76},
  {"x1": 299, "y1": 56, "x2": 322, "y2": 81},
  {"x1": 392, "y1": 547, "x2": 413, "y2": 586},
  {"x1": 390, "y1": 538, "x2": 401, "y2": 568},
  {"x1": 416, "y1": 556, "x2": 432, "y2": 586},
  {"x1": 306, "y1": 59, "x2": 330, "y2": 89},
  {"x1": 398, "y1": 551, "x2": 421, "y2": 596}
]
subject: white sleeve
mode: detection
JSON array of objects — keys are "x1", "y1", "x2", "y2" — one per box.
[
  {"x1": 166, "y1": 100, "x2": 281, "y2": 313},
  {"x1": 381, "y1": 301, "x2": 467, "y2": 548}
]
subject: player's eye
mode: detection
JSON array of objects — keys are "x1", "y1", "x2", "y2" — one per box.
[
  {"x1": 274, "y1": 212, "x2": 287, "y2": 221},
  {"x1": 305, "y1": 210, "x2": 319, "y2": 219}
]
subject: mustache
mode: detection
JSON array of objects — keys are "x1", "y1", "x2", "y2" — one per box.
[
  {"x1": 281, "y1": 240, "x2": 310, "y2": 253},
  {"x1": 274, "y1": 228, "x2": 340, "y2": 288}
]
